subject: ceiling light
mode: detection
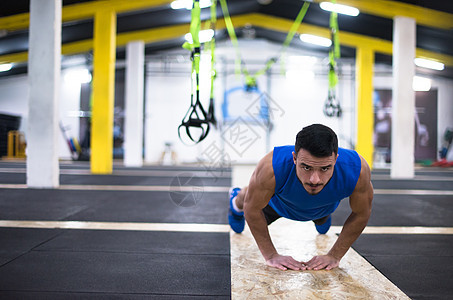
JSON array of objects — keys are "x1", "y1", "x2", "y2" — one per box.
[
  {"x1": 319, "y1": 2, "x2": 359, "y2": 16},
  {"x1": 185, "y1": 29, "x2": 215, "y2": 44},
  {"x1": 412, "y1": 76, "x2": 431, "y2": 91},
  {"x1": 0, "y1": 63, "x2": 13, "y2": 72},
  {"x1": 414, "y1": 58, "x2": 445, "y2": 71},
  {"x1": 299, "y1": 34, "x2": 332, "y2": 47},
  {"x1": 171, "y1": 0, "x2": 212, "y2": 10},
  {"x1": 64, "y1": 68, "x2": 92, "y2": 84}
]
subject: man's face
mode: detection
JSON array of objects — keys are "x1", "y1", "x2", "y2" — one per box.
[{"x1": 292, "y1": 149, "x2": 337, "y2": 195}]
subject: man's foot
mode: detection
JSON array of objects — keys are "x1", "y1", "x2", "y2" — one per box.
[
  {"x1": 314, "y1": 215, "x2": 331, "y2": 234},
  {"x1": 228, "y1": 187, "x2": 245, "y2": 233}
]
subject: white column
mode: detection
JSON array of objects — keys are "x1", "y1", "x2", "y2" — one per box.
[
  {"x1": 391, "y1": 17, "x2": 416, "y2": 178},
  {"x1": 144, "y1": 69, "x2": 153, "y2": 164},
  {"x1": 124, "y1": 41, "x2": 144, "y2": 167},
  {"x1": 27, "y1": 0, "x2": 61, "y2": 187}
]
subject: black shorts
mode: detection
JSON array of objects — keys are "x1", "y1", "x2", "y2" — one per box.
[{"x1": 262, "y1": 204, "x2": 331, "y2": 226}]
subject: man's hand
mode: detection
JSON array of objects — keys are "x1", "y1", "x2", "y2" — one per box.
[
  {"x1": 303, "y1": 254, "x2": 339, "y2": 271},
  {"x1": 266, "y1": 253, "x2": 304, "y2": 271}
]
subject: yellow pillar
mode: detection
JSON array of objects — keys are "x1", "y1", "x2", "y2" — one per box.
[
  {"x1": 355, "y1": 47, "x2": 374, "y2": 168},
  {"x1": 91, "y1": 9, "x2": 116, "y2": 174}
]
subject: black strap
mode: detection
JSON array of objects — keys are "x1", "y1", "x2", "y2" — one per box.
[
  {"x1": 178, "y1": 90, "x2": 211, "y2": 144},
  {"x1": 207, "y1": 97, "x2": 217, "y2": 128},
  {"x1": 323, "y1": 90, "x2": 342, "y2": 117},
  {"x1": 178, "y1": 0, "x2": 212, "y2": 144}
]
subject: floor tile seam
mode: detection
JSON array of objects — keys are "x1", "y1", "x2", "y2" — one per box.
[
  {"x1": 0, "y1": 168, "x2": 232, "y2": 177},
  {"x1": 373, "y1": 185, "x2": 453, "y2": 188},
  {"x1": 0, "y1": 173, "x2": 233, "y2": 179},
  {"x1": 332, "y1": 226, "x2": 453, "y2": 235},
  {"x1": 372, "y1": 170, "x2": 453, "y2": 174},
  {"x1": 404, "y1": 294, "x2": 451, "y2": 300},
  {"x1": 373, "y1": 187, "x2": 453, "y2": 190},
  {"x1": 0, "y1": 252, "x2": 29, "y2": 269},
  {"x1": 374, "y1": 189, "x2": 453, "y2": 195},
  {"x1": 0, "y1": 226, "x2": 230, "y2": 233},
  {"x1": 0, "y1": 184, "x2": 232, "y2": 192},
  {"x1": 0, "y1": 164, "x2": 231, "y2": 168},
  {"x1": 360, "y1": 232, "x2": 453, "y2": 235},
  {"x1": 0, "y1": 182, "x2": 232, "y2": 187},
  {"x1": 3, "y1": 184, "x2": 453, "y2": 194},
  {"x1": 30, "y1": 249, "x2": 231, "y2": 257},
  {"x1": 0, "y1": 230, "x2": 64, "y2": 269},
  {"x1": 371, "y1": 178, "x2": 453, "y2": 181},
  {"x1": 360, "y1": 230, "x2": 453, "y2": 232},
  {"x1": 353, "y1": 254, "x2": 453, "y2": 258},
  {"x1": 0, "y1": 289, "x2": 231, "y2": 296},
  {"x1": 54, "y1": 222, "x2": 231, "y2": 227},
  {"x1": 361, "y1": 226, "x2": 453, "y2": 229},
  {"x1": 0, "y1": 169, "x2": 232, "y2": 174},
  {"x1": 0, "y1": 220, "x2": 230, "y2": 232},
  {"x1": 7, "y1": 222, "x2": 453, "y2": 233}
]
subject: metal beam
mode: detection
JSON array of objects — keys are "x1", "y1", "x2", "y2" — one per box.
[
  {"x1": 241, "y1": 13, "x2": 453, "y2": 66},
  {"x1": 1, "y1": 0, "x2": 452, "y2": 33},
  {"x1": 1, "y1": 13, "x2": 453, "y2": 68},
  {"x1": 312, "y1": 0, "x2": 453, "y2": 30},
  {"x1": 0, "y1": 0, "x2": 173, "y2": 32},
  {"x1": 117, "y1": 24, "x2": 190, "y2": 46}
]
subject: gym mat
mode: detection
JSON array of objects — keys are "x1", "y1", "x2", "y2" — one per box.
[
  {"x1": 0, "y1": 251, "x2": 230, "y2": 296},
  {"x1": 0, "y1": 172, "x2": 231, "y2": 186},
  {"x1": 352, "y1": 234, "x2": 453, "y2": 299},
  {"x1": 371, "y1": 179, "x2": 453, "y2": 190},
  {"x1": 34, "y1": 230, "x2": 230, "y2": 255},
  {"x1": 0, "y1": 190, "x2": 228, "y2": 224},
  {"x1": 333, "y1": 194, "x2": 453, "y2": 227}
]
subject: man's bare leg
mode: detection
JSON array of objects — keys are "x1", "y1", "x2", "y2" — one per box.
[{"x1": 234, "y1": 186, "x2": 248, "y2": 211}]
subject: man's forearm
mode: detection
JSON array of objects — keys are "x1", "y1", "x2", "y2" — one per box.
[
  {"x1": 328, "y1": 212, "x2": 370, "y2": 260},
  {"x1": 244, "y1": 208, "x2": 277, "y2": 260}
]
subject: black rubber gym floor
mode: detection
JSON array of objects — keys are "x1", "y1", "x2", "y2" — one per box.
[
  {"x1": 0, "y1": 161, "x2": 452, "y2": 299},
  {"x1": 335, "y1": 168, "x2": 453, "y2": 299},
  {"x1": 0, "y1": 161, "x2": 231, "y2": 299}
]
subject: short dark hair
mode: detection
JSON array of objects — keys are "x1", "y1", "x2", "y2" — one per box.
[{"x1": 295, "y1": 124, "x2": 338, "y2": 157}]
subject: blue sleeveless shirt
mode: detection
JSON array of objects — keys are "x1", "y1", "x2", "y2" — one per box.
[{"x1": 268, "y1": 146, "x2": 361, "y2": 221}]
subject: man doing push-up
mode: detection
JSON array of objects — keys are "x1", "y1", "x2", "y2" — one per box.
[{"x1": 228, "y1": 124, "x2": 373, "y2": 271}]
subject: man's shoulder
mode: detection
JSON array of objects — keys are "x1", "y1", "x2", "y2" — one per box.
[
  {"x1": 332, "y1": 148, "x2": 362, "y2": 197},
  {"x1": 272, "y1": 145, "x2": 294, "y2": 163},
  {"x1": 273, "y1": 145, "x2": 294, "y2": 153},
  {"x1": 253, "y1": 151, "x2": 276, "y2": 190},
  {"x1": 337, "y1": 148, "x2": 361, "y2": 167},
  {"x1": 271, "y1": 146, "x2": 295, "y2": 190}
]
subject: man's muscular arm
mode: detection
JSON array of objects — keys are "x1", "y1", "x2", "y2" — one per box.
[
  {"x1": 244, "y1": 151, "x2": 303, "y2": 271},
  {"x1": 304, "y1": 155, "x2": 374, "y2": 271}
]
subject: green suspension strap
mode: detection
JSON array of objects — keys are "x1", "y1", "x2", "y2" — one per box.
[
  {"x1": 206, "y1": 0, "x2": 218, "y2": 128},
  {"x1": 219, "y1": 0, "x2": 310, "y2": 90},
  {"x1": 324, "y1": 0, "x2": 342, "y2": 117},
  {"x1": 219, "y1": 0, "x2": 241, "y2": 77},
  {"x1": 244, "y1": 57, "x2": 276, "y2": 90},
  {"x1": 279, "y1": 1, "x2": 310, "y2": 73},
  {"x1": 253, "y1": 2, "x2": 310, "y2": 86},
  {"x1": 179, "y1": 0, "x2": 211, "y2": 144}
]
